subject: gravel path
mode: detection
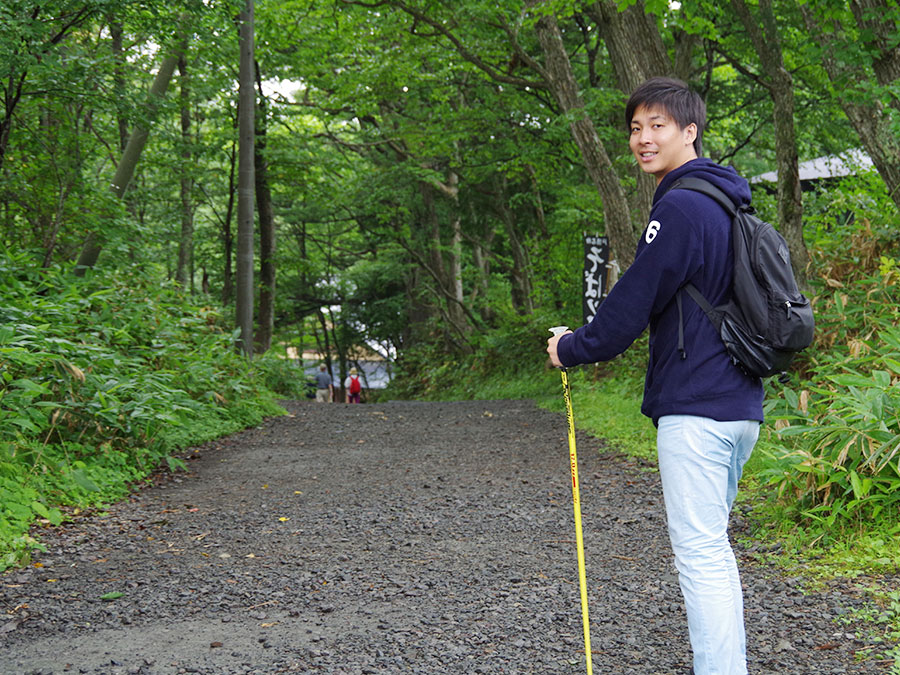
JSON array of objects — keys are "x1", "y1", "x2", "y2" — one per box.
[{"x1": 0, "y1": 399, "x2": 891, "y2": 674}]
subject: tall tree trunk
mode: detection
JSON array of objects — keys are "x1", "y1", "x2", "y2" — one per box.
[
  {"x1": 175, "y1": 54, "x2": 193, "y2": 288},
  {"x1": 236, "y1": 0, "x2": 255, "y2": 357},
  {"x1": 75, "y1": 34, "x2": 186, "y2": 274},
  {"x1": 849, "y1": 0, "x2": 900, "y2": 99},
  {"x1": 587, "y1": 0, "x2": 672, "y2": 224},
  {"x1": 467, "y1": 200, "x2": 496, "y2": 323},
  {"x1": 493, "y1": 176, "x2": 533, "y2": 315},
  {"x1": 254, "y1": 61, "x2": 275, "y2": 353},
  {"x1": 731, "y1": 0, "x2": 808, "y2": 285},
  {"x1": 445, "y1": 168, "x2": 468, "y2": 339},
  {"x1": 109, "y1": 20, "x2": 129, "y2": 152},
  {"x1": 316, "y1": 308, "x2": 333, "y2": 378},
  {"x1": 802, "y1": 3, "x2": 900, "y2": 214},
  {"x1": 222, "y1": 140, "x2": 237, "y2": 306},
  {"x1": 421, "y1": 182, "x2": 463, "y2": 346},
  {"x1": 589, "y1": 0, "x2": 669, "y2": 93},
  {"x1": 533, "y1": 12, "x2": 637, "y2": 268}
]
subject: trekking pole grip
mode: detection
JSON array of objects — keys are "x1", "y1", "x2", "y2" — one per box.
[{"x1": 549, "y1": 325, "x2": 570, "y2": 372}]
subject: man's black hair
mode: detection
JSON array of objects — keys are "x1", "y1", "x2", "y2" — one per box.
[{"x1": 625, "y1": 77, "x2": 706, "y2": 156}]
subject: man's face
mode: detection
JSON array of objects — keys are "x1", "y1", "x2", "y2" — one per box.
[{"x1": 629, "y1": 105, "x2": 698, "y2": 183}]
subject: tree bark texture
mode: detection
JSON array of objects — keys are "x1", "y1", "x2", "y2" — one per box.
[
  {"x1": 176, "y1": 54, "x2": 193, "y2": 288},
  {"x1": 221, "y1": 141, "x2": 237, "y2": 307},
  {"x1": 849, "y1": 0, "x2": 900, "y2": 102},
  {"x1": 533, "y1": 13, "x2": 636, "y2": 268},
  {"x1": 254, "y1": 63, "x2": 275, "y2": 354},
  {"x1": 493, "y1": 175, "x2": 534, "y2": 315},
  {"x1": 74, "y1": 32, "x2": 186, "y2": 274},
  {"x1": 802, "y1": 3, "x2": 900, "y2": 214},
  {"x1": 236, "y1": 0, "x2": 256, "y2": 357},
  {"x1": 731, "y1": 0, "x2": 808, "y2": 285},
  {"x1": 588, "y1": 0, "x2": 672, "y2": 230},
  {"x1": 589, "y1": 0, "x2": 669, "y2": 94}
]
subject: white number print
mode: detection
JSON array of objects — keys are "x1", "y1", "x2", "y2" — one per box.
[{"x1": 645, "y1": 220, "x2": 661, "y2": 244}]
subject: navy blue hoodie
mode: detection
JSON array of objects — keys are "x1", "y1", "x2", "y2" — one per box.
[{"x1": 556, "y1": 158, "x2": 764, "y2": 425}]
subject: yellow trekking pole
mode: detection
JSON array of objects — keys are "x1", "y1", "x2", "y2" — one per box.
[{"x1": 549, "y1": 326, "x2": 593, "y2": 675}]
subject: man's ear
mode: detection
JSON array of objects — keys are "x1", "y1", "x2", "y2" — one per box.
[{"x1": 684, "y1": 122, "x2": 697, "y2": 145}]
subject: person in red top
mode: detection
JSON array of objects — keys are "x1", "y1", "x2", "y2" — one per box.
[{"x1": 344, "y1": 367, "x2": 362, "y2": 404}]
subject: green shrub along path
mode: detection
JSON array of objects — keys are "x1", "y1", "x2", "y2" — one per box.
[{"x1": 0, "y1": 400, "x2": 890, "y2": 674}]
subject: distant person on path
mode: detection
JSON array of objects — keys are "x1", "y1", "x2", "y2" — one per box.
[
  {"x1": 314, "y1": 364, "x2": 333, "y2": 403},
  {"x1": 546, "y1": 77, "x2": 763, "y2": 675},
  {"x1": 344, "y1": 367, "x2": 362, "y2": 404}
]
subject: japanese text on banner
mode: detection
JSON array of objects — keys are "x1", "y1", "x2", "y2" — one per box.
[{"x1": 583, "y1": 235, "x2": 609, "y2": 325}]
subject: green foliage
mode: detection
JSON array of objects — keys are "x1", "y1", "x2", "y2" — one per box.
[
  {"x1": 836, "y1": 589, "x2": 900, "y2": 671},
  {"x1": 754, "y1": 174, "x2": 900, "y2": 534},
  {"x1": 0, "y1": 251, "x2": 293, "y2": 569},
  {"x1": 759, "y1": 318, "x2": 900, "y2": 529}
]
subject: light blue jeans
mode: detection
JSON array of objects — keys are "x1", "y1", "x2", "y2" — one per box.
[{"x1": 657, "y1": 415, "x2": 760, "y2": 675}]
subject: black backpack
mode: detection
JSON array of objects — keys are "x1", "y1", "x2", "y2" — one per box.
[{"x1": 670, "y1": 177, "x2": 815, "y2": 380}]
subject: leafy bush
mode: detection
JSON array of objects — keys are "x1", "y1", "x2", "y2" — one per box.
[
  {"x1": 757, "y1": 221, "x2": 900, "y2": 530},
  {"x1": 760, "y1": 318, "x2": 900, "y2": 528},
  {"x1": 0, "y1": 252, "x2": 291, "y2": 568}
]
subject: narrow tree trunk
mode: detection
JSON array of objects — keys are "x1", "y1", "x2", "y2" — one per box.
[
  {"x1": 445, "y1": 168, "x2": 468, "y2": 338},
  {"x1": 588, "y1": 0, "x2": 671, "y2": 223},
  {"x1": 75, "y1": 34, "x2": 186, "y2": 274},
  {"x1": 802, "y1": 4, "x2": 900, "y2": 214},
  {"x1": 316, "y1": 308, "x2": 333, "y2": 380},
  {"x1": 731, "y1": 0, "x2": 808, "y2": 285},
  {"x1": 222, "y1": 141, "x2": 237, "y2": 306},
  {"x1": 494, "y1": 176, "x2": 533, "y2": 314},
  {"x1": 533, "y1": 13, "x2": 637, "y2": 268},
  {"x1": 417, "y1": 181, "x2": 471, "y2": 350},
  {"x1": 175, "y1": 54, "x2": 193, "y2": 287},
  {"x1": 468, "y1": 200, "x2": 496, "y2": 322},
  {"x1": 849, "y1": 0, "x2": 900, "y2": 101},
  {"x1": 235, "y1": 0, "x2": 255, "y2": 357},
  {"x1": 254, "y1": 62, "x2": 275, "y2": 354},
  {"x1": 109, "y1": 20, "x2": 128, "y2": 152}
]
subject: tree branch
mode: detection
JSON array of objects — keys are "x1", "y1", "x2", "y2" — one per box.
[{"x1": 340, "y1": 0, "x2": 549, "y2": 90}]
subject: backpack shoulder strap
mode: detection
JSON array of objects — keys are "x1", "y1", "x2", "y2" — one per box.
[
  {"x1": 682, "y1": 282, "x2": 716, "y2": 316},
  {"x1": 669, "y1": 176, "x2": 737, "y2": 217},
  {"x1": 676, "y1": 283, "x2": 721, "y2": 360},
  {"x1": 667, "y1": 177, "x2": 739, "y2": 360}
]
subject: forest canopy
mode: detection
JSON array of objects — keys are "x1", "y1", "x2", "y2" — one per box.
[{"x1": 5, "y1": 0, "x2": 896, "y2": 358}]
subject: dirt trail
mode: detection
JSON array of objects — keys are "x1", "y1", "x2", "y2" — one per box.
[{"x1": 0, "y1": 400, "x2": 886, "y2": 674}]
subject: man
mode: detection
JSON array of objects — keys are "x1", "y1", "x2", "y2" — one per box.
[
  {"x1": 547, "y1": 77, "x2": 763, "y2": 675},
  {"x1": 314, "y1": 364, "x2": 333, "y2": 403}
]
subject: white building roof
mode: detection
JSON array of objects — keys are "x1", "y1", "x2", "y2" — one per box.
[{"x1": 750, "y1": 149, "x2": 874, "y2": 183}]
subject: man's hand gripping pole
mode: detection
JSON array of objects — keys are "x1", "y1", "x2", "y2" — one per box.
[{"x1": 549, "y1": 326, "x2": 593, "y2": 675}]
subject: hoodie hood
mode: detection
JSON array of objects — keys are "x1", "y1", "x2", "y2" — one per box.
[{"x1": 655, "y1": 158, "x2": 752, "y2": 209}]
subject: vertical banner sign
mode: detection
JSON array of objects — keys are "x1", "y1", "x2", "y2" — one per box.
[{"x1": 583, "y1": 235, "x2": 609, "y2": 325}]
